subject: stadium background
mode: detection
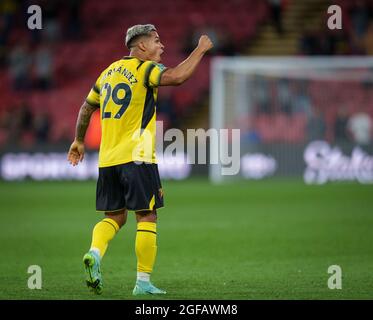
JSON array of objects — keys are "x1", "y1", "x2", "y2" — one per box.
[{"x1": 1, "y1": 0, "x2": 373, "y2": 299}]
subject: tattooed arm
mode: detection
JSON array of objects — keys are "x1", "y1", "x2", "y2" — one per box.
[
  {"x1": 67, "y1": 101, "x2": 98, "y2": 166},
  {"x1": 75, "y1": 101, "x2": 97, "y2": 143}
]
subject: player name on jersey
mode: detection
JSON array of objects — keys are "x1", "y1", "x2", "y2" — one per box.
[{"x1": 101, "y1": 66, "x2": 138, "y2": 85}]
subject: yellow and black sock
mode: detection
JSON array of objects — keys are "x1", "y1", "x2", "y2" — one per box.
[
  {"x1": 90, "y1": 218, "x2": 119, "y2": 258},
  {"x1": 135, "y1": 222, "x2": 157, "y2": 274}
]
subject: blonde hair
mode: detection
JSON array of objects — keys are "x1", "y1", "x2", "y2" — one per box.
[{"x1": 125, "y1": 24, "x2": 157, "y2": 49}]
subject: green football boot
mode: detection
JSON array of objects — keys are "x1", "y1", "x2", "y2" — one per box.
[
  {"x1": 83, "y1": 251, "x2": 103, "y2": 295},
  {"x1": 132, "y1": 280, "x2": 166, "y2": 295}
]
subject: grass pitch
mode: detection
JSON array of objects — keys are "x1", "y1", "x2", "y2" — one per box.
[{"x1": 0, "y1": 178, "x2": 372, "y2": 300}]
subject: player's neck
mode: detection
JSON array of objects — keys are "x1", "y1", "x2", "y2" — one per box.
[{"x1": 129, "y1": 49, "x2": 148, "y2": 62}]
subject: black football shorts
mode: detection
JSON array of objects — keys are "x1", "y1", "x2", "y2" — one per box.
[{"x1": 96, "y1": 162, "x2": 164, "y2": 212}]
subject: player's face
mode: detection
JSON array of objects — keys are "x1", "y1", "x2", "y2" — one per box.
[{"x1": 145, "y1": 31, "x2": 164, "y2": 63}]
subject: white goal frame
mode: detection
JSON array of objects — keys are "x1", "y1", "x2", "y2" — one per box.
[{"x1": 209, "y1": 56, "x2": 373, "y2": 183}]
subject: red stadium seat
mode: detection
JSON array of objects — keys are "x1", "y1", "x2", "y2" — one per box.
[{"x1": 0, "y1": 0, "x2": 269, "y2": 146}]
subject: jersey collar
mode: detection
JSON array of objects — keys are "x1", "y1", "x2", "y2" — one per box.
[{"x1": 122, "y1": 56, "x2": 144, "y2": 61}]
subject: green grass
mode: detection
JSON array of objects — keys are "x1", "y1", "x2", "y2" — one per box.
[{"x1": 1, "y1": 178, "x2": 373, "y2": 300}]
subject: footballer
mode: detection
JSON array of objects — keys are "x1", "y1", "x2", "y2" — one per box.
[{"x1": 67, "y1": 24, "x2": 213, "y2": 295}]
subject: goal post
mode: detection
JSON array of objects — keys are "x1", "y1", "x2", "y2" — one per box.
[{"x1": 209, "y1": 57, "x2": 373, "y2": 184}]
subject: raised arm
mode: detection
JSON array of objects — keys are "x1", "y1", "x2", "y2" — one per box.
[
  {"x1": 160, "y1": 35, "x2": 213, "y2": 86},
  {"x1": 67, "y1": 101, "x2": 97, "y2": 166}
]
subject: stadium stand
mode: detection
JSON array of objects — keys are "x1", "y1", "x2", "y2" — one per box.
[
  {"x1": 0, "y1": 0, "x2": 268, "y2": 147},
  {"x1": 1, "y1": 0, "x2": 372, "y2": 147}
]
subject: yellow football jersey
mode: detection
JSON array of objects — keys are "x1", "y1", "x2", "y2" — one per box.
[{"x1": 86, "y1": 57, "x2": 167, "y2": 168}]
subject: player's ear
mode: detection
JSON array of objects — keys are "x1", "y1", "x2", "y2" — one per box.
[{"x1": 138, "y1": 40, "x2": 147, "y2": 52}]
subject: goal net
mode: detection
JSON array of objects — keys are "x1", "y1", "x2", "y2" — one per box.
[{"x1": 209, "y1": 57, "x2": 373, "y2": 184}]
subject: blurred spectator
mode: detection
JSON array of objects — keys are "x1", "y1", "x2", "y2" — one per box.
[
  {"x1": 66, "y1": 0, "x2": 84, "y2": 40},
  {"x1": 277, "y1": 78, "x2": 292, "y2": 114},
  {"x1": 318, "y1": 29, "x2": 337, "y2": 55},
  {"x1": 362, "y1": 22, "x2": 373, "y2": 55},
  {"x1": 0, "y1": 17, "x2": 6, "y2": 66},
  {"x1": 16, "y1": 100, "x2": 34, "y2": 134},
  {"x1": 183, "y1": 13, "x2": 222, "y2": 55},
  {"x1": 349, "y1": 0, "x2": 372, "y2": 39},
  {"x1": 299, "y1": 29, "x2": 319, "y2": 55},
  {"x1": 299, "y1": 26, "x2": 339, "y2": 55},
  {"x1": 292, "y1": 80, "x2": 311, "y2": 116},
  {"x1": 183, "y1": 13, "x2": 204, "y2": 52},
  {"x1": 0, "y1": 0, "x2": 17, "y2": 45},
  {"x1": 267, "y1": 0, "x2": 283, "y2": 35},
  {"x1": 253, "y1": 76, "x2": 271, "y2": 114},
  {"x1": 334, "y1": 107, "x2": 350, "y2": 142},
  {"x1": 2, "y1": 100, "x2": 34, "y2": 145},
  {"x1": 33, "y1": 112, "x2": 51, "y2": 144},
  {"x1": 0, "y1": 108, "x2": 13, "y2": 145},
  {"x1": 8, "y1": 42, "x2": 32, "y2": 90},
  {"x1": 42, "y1": 0, "x2": 62, "y2": 43},
  {"x1": 56, "y1": 123, "x2": 73, "y2": 146},
  {"x1": 157, "y1": 90, "x2": 177, "y2": 130},
  {"x1": 215, "y1": 29, "x2": 237, "y2": 56},
  {"x1": 186, "y1": 26, "x2": 220, "y2": 55},
  {"x1": 347, "y1": 109, "x2": 372, "y2": 146},
  {"x1": 298, "y1": 11, "x2": 367, "y2": 56},
  {"x1": 33, "y1": 43, "x2": 54, "y2": 90},
  {"x1": 243, "y1": 129, "x2": 261, "y2": 144},
  {"x1": 306, "y1": 108, "x2": 326, "y2": 141}
]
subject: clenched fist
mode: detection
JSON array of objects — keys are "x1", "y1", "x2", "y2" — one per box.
[{"x1": 198, "y1": 35, "x2": 213, "y2": 53}]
